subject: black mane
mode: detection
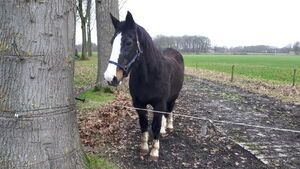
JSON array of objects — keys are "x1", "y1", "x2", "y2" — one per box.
[{"x1": 134, "y1": 25, "x2": 163, "y2": 82}]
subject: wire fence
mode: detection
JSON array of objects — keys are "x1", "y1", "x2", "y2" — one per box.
[
  {"x1": 85, "y1": 100, "x2": 300, "y2": 134},
  {"x1": 2, "y1": 98, "x2": 299, "y2": 133}
]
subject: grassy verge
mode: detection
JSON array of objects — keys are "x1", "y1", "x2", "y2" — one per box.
[
  {"x1": 75, "y1": 56, "x2": 118, "y2": 169},
  {"x1": 77, "y1": 87, "x2": 114, "y2": 110},
  {"x1": 185, "y1": 67, "x2": 300, "y2": 104},
  {"x1": 85, "y1": 154, "x2": 118, "y2": 169},
  {"x1": 74, "y1": 56, "x2": 98, "y2": 89}
]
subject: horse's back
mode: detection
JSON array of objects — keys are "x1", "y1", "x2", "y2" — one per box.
[
  {"x1": 162, "y1": 48, "x2": 184, "y2": 65},
  {"x1": 161, "y1": 48, "x2": 184, "y2": 102}
]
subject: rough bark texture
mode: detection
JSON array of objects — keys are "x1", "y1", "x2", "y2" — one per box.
[
  {"x1": 0, "y1": 1, "x2": 84, "y2": 168},
  {"x1": 81, "y1": 20, "x2": 87, "y2": 59},
  {"x1": 87, "y1": 0, "x2": 93, "y2": 57},
  {"x1": 95, "y1": 0, "x2": 119, "y2": 88},
  {"x1": 77, "y1": 0, "x2": 87, "y2": 60}
]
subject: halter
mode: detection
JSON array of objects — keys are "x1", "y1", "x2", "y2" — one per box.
[{"x1": 108, "y1": 32, "x2": 143, "y2": 77}]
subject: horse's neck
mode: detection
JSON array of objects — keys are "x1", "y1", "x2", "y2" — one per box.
[{"x1": 133, "y1": 26, "x2": 162, "y2": 81}]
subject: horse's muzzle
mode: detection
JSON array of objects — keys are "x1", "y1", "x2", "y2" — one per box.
[{"x1": 107, "y1": 76, "x2": 120, "y2": 87}]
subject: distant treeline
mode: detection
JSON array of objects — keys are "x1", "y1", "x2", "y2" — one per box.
[
  {"x1": 214, "y1": 45, "x2": 294, "y2": 54},
  {"x1": 153, "y1": 35, "x2": 300, "y2": 55},
  {"x1": 76, "y1": 38, "x2": 300, "y2": 55},
  {"x1": 153, "y1": 35, "x2": 211, "y2": 53}
]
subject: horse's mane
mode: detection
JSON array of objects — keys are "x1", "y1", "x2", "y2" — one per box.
[{"x1": 136, "y1": 25, "x2": 162, "y2": 81}]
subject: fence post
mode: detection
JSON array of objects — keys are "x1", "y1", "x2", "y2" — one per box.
[
  {"x1": 292, "y1": 69, "x2": 296, "y2": 87},
  {"x1": 230, "y1": 65, "x2": 235, "y2": 82}
]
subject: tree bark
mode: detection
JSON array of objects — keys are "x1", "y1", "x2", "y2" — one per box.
[
  {"x1": 95, "y1": 0, "x2": 119, "y2": 89},
  {"x1": 0, "y1": 1, "x2": 84, "y2": 168},
  {"x1": 87, "y1": 0, "x2": 93, "y2": 57},
  {"x1": 81, "y1": 20, "x2": 88, "y2": 60}
]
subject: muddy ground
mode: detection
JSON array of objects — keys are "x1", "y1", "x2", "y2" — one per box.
[{"x1": 78, "y1": 74, "x2": 300, "y2": 169}]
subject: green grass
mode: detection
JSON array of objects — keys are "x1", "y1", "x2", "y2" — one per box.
[
  {"x1": 77, "y1": 87, "x2": 114, "y2": 109},
  {"x1": 184, "y1": 54, "x2": 300, "y2": 84},
  {"x1": 85, "y1": 154, "x2": 118, "y2": 169},
  {"x1": 74, "y1": 56, "x2": 98, "y2": 88},
  {"x1": 75, "y1": 56, "x2": 117, "y2": 169}
]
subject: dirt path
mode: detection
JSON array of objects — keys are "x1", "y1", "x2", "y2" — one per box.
[
  {"x1": 179, "y1": 75, "x2": 300, "y2": 168},
  {"x1": 79, "y1": 74, "x2": 299, "y2": 168}
]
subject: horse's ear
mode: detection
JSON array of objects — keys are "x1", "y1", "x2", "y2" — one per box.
[
  {"x1": 125, "y1": 11, "x2": 136, "y2": 29},
  {"x1": 110, "y1": 13, "x2": 120, "y2": 30}
]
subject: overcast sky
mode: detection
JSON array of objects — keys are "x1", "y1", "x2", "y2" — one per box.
[{"x1": 76, "y1": 0, "x2": 300, "y2": 48}]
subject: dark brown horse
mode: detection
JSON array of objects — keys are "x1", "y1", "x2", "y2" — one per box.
[{"x1": 104, "y1": 12, "x2": 184, "y2": 161}]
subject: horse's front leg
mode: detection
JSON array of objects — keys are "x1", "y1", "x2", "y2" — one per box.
[
  {"x1": 135, "y1": 103, "x2": 149, "y2": 157},
  {"x1": 150, "y1": 102, "x2": 166, "y2": 161}
]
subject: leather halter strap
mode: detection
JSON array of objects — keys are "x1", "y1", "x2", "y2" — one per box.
[{"x1": 108, "y1": 32, "x2": 143, "y2": 76}]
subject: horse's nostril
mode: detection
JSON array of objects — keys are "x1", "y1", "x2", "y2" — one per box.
[{"x1": 109, "y1": 76, "x2": 119, "y2": 86}]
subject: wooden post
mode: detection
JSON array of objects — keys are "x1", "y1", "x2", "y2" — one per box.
[
  {"x1": 231, "y1": 65, "x2": 235, "y2": 82},
  {"x1": 292, "y1": 69, "x2": 296, "y2": 87}
]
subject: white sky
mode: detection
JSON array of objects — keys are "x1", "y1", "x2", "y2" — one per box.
[{"x1": 76, "y1": 0, "x2": 300, "y2": 48}]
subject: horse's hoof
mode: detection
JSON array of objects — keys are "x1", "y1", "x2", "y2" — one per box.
[
  {"x1": 167, "y1": 128, "x2": 174, "y2": 133},
  {"x1": 140, "y1": 149, "x2": 148, "y2": 157},
  {"x1": 149, "y1": 155, "x2": 159, "y2": 162},
  {"x1": 160, "y1": 132, "x2": 168, "y2": 137}
]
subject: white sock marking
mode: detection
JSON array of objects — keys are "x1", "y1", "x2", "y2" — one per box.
[
  {"x1": 160, "y1": 115, "x2": 167, "y2": 134},
  {"x1": 167, "y1": 112, "x2": 174, "y2": 129},
  {"x1": 140, "y1": 132, "x2": 149, "y2": 151},
  {"x1": 104, "y1": 33, "x2": 122, "y2": 82},
  {"x1": 150, "y1": 140, "x2": 159, "y2": 157}
]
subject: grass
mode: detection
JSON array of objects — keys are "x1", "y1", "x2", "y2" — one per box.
[
  {"x1": 184, "y1": 54, "x2": 300, "y2": 84},
  {"x1": 76, "y1": 87, "x2": 114, "y2": 109},
  {"x1": 85, "y1": 154, "x2": 118, "y2": 169},
  {"x1": 75, "y1": 56, "x2": 117, "y2": 168},
  {"x1": 74, "y1": 56, "x2": 98, "y2": 89}
]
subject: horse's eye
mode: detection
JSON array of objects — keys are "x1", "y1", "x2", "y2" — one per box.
[{"x1": 126, "y1": 41, "x2": 132, "y2": 46}]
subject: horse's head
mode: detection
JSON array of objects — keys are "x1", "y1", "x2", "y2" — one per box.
[{"x1": 104, "y1": 11, "x2": 142, "y2": 87}]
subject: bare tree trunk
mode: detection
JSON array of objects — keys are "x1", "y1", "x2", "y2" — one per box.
[
  {"x1": 87, "y1": 20, "x2": 92, "y2": 57},
  {"x1": 77, "y1": 0, "x2": 92, "y2": 60},
  {"x1": 81, "y1": 20, "x2": 88, "y2": 60},
  {"x1": 95, "y1": 0, "x2": 119, "y2": 89},
  {"x1": 0, "y1": 1, "x2": 84, "y2": 169},
  {"x1": 87, "y1": 0, "x2": 93, "y2": 57}
]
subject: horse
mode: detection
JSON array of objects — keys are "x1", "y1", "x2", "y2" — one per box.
[{"x1": 104, "y1": 11, "x2": 184, "y2": 161}]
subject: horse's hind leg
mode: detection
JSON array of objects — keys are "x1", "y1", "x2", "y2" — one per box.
[
  {"x1": 150, "y1": 102, "x2": 166, "y2": 161},
  {"x1": 166, "y1": 101, "x2": 176, "y2": 132},
  {"x1": 134, "y1": 103, "x2": 149, "y2": 157},
  {"x1": 160, "y1": 114, "x2": 167, "y2": 137}
]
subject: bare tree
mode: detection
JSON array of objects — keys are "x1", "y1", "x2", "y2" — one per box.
[
  {"x1": 154, "y1": 35, "x2": 211, "y2": 53},
  {"x1": 95, "y1": 0, "x2": 119, "y2": 89},
  {"x1": 77, "y1": 0, "x2": 92, "y2": 60},
  {"x1": 0, "y1": 1, "x2": 84, "y2": 168},
  {"x1": 87, "y1": 0, "x2": 94, "y2": 57},
  {"x1": 293, "y1": 41, "x2": 300, "y2": 55},
  {"x1": 119, "y1": 0, "x2": 128, "y2": 11}
]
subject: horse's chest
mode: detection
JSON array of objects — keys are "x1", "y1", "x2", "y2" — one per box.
[{"x1": 130, "y1": 82, "x2": 167, "y2": 103}]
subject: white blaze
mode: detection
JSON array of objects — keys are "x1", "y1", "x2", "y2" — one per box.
[{"x1": 104, "y1": 33, "x2": 122, "y2": 82}]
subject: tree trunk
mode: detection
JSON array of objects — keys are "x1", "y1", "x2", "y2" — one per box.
[
  {"x1": 95, "y1": 0, "x2": 119, "y2": 89},
  {"x1": 0, "y1": 1, "x2": 84, "y2": 169},
  {"x1": 87, "y1": 0, "x2": 93, "y2": 57},
  {"x1": 81, "y1": 21, "x2": 87, "y2": 60}
]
